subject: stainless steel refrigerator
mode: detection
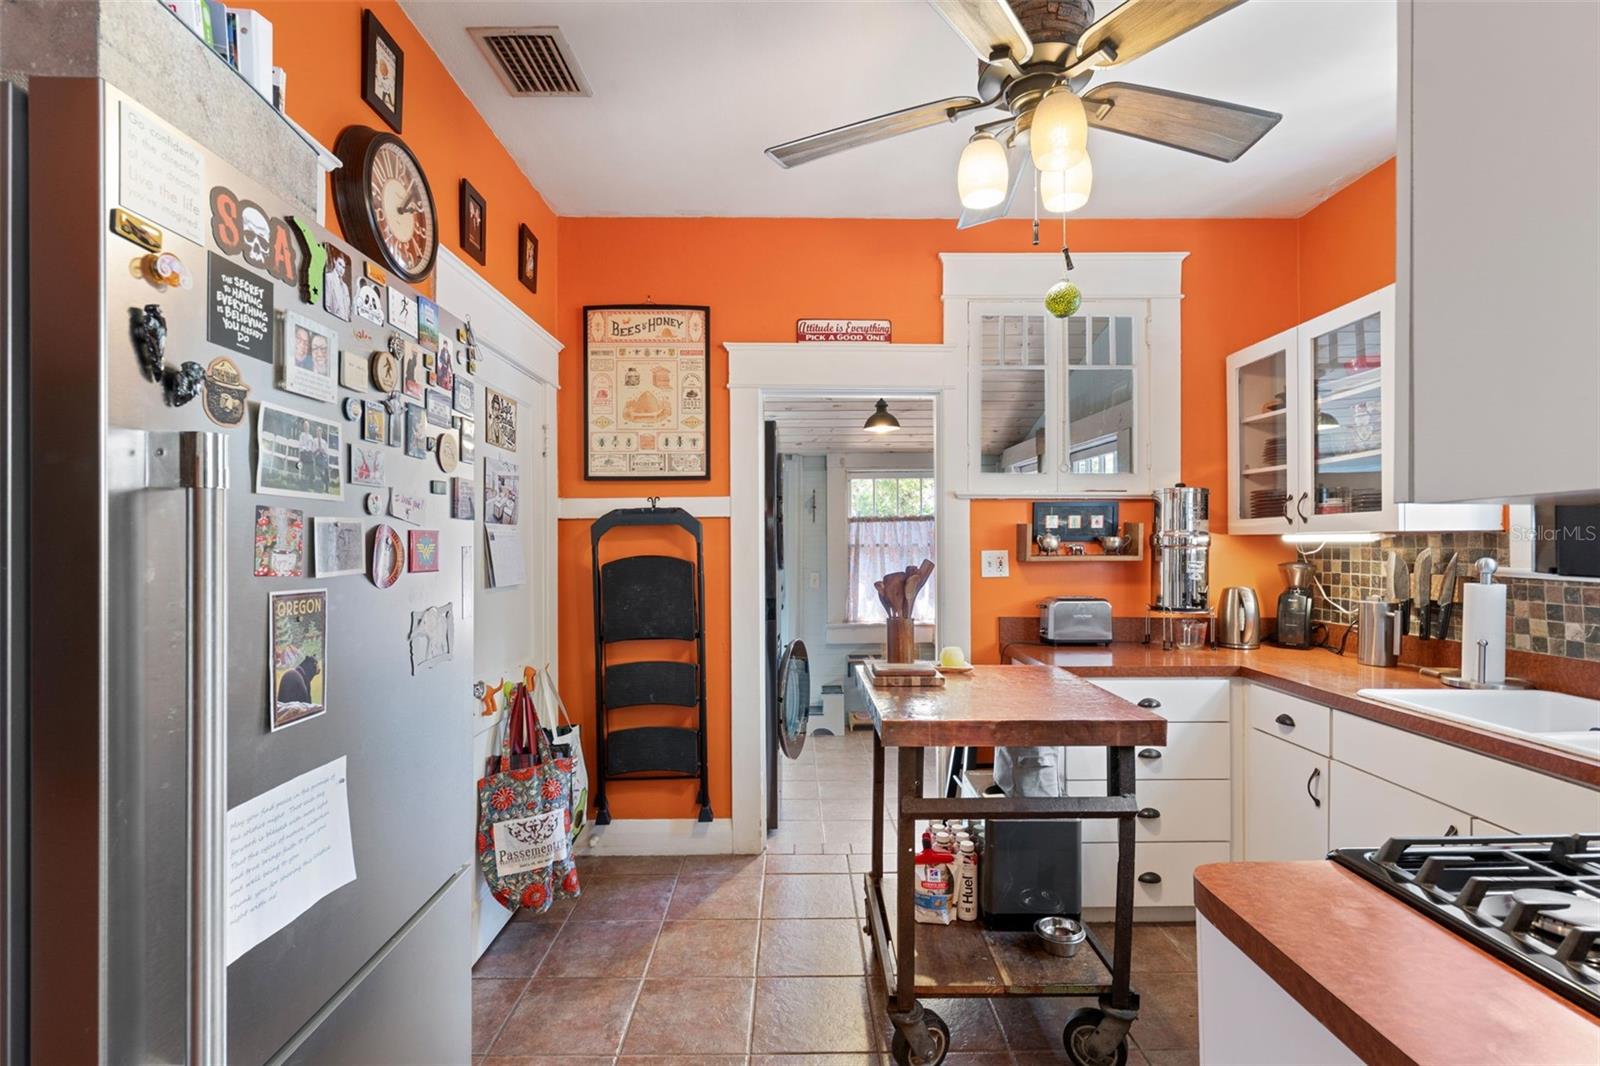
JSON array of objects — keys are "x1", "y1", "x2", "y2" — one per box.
[{"x1": 19, "y1": 77, "x2": 474, "y2": 1063}]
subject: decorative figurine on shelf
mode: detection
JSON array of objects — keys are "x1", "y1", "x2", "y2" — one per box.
[{"x1": 130, "y1": 303, "x2": 205, "y2": 407}]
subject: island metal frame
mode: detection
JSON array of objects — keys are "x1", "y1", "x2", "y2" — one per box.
[{"x1": 865, "y1": 732, "x2": 1143, "y2": 1065}]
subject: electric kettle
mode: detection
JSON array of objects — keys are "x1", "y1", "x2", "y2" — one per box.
[{"x1": 1215, "y1": 587, "x2": 1262, "y2": 649}]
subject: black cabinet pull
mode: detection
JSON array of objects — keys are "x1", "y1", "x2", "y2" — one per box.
[
  {"x1": 1136, "y1": 807, "x2": 1161, "y2": 820},
  {"x1": 1137, "y1": 748, "x2": 1162, "y2": 760},
  {"x1": 1283, "y1": 494, "x2": 1295, "y2": 525},
  {"x1": 1137, "y1": 698, "x2": 1161, "y2": 709},
  {"x1": 1138, "y1": 872, "x2": 1162, "y2": 885},
  {"x1": 1306, "y1": 767, "x2": 1322, "y2": 808},
  {"x1": 1297, "y1": 492, "x2": 1310, "y2": 523},
  {"x1": 1274, "y1": 713, "x2": 1295, "y2": 728}
]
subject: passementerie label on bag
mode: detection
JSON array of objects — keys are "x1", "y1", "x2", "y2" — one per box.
[{"x1": 493, "y1": 808, "x2": 568, "y2": 876}]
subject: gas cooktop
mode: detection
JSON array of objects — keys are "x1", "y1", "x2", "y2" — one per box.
[{"x1": 1331, "y1": 833, "x2": 1600, "y2": 1016}]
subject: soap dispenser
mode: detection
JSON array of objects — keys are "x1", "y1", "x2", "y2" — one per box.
[{"x1": 1460, "y1": 557, "x2": 1506, "y2": 684}]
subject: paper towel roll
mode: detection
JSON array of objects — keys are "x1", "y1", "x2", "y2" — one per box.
[{"x1": 1461, "y1": 582, "x2": 1507, "y2": 684}]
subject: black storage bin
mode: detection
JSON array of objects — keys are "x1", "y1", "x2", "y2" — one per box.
[{"x1": 979, "y1": 819, "x2": 1082, "y2": 930}]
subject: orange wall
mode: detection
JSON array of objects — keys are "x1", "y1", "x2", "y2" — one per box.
[
  {"x1": 254, "y1": 0, "x2": 559, "y2": 331},
  {"x1": 1297, "y1": 159, "x2": 1397, "y2": 320}
]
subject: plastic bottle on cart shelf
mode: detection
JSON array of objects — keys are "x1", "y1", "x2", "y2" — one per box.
[
  {"x1": 912, "y1": 842, "x2": 957, "y2": 925},
  {"x1": 955, "y1": 841, "x2": 979, "y2": 922}
]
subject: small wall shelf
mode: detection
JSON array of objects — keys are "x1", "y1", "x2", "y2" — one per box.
[{"x1": 1016, "y1": 521, "x2": 1145, "y2": 564}]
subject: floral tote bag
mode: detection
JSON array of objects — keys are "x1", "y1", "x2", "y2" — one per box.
[{"x1": 476, "y1": 685, "x2": 581, "y2": 913}]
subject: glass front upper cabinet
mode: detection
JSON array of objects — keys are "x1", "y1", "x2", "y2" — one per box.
[
  {"x1": 1225, "y1": 326, "x2": 1300, "y2": 532},
  {"x1": 968, "y1": 300, "x2": 1148, "y2": 494},
  {"x1": 1297, "y1": 288, "x2": 1394, "y2": 531}
]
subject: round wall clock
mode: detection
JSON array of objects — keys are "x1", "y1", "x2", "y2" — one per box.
[{"x1": 332, "y1": 125, "x2": 438, "y2": 284}]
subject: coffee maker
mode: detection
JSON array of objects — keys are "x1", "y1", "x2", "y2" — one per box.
[{"x1": 1275, "y1": 561, "x2": 1316, "y2": 647}]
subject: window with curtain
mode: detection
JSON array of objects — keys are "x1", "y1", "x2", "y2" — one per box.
[{"x1": 846, "y1": 475, "x2": 936, "y2": 623}]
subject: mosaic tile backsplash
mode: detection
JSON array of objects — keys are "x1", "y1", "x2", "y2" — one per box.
[{"x1": 1303, "y1": 531, "x2": 1600, "y2": 663}]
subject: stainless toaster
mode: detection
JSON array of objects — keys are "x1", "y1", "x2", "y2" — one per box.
[{"x1": 1039, "y1": 597, "x2": 1114, "y2": 645}]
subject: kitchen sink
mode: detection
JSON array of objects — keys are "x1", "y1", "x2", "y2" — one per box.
[{"x1": 1356, "y1": 688, "x2": 1600, "y2": 757}]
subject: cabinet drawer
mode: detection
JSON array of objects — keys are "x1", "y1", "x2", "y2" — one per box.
[
  {"x1": 1066, "y1": 723, "x2": 1231, "y2": 780},
  {"x1": 1088, "y1": 678, "x2": 1230, "y2": 722},
  {"x1": 1247, "y1": 686, "x2": 1331, "y2": 756},
  {"x1": 1331, "y1": 711, "x2": 1600, "y2": 832},
  {"x1": 1328, "y1": 761, "x2": 1469, "y2": 850},
  {"x1": 1068, "y1": 779, "x2": 1231, "y2": 843},
  {"x1": 1081, "y1": 841, "x2": 1231, "y2": 909}
]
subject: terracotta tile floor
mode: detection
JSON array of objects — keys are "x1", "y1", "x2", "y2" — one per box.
[{"x1": 474, "y1": 732, "x2": 1199, "y2": 1064}]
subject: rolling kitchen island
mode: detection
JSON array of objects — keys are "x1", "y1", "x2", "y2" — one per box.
[{"x1": 857, "y1": 664, "x2": 1168, "y2": 1066}]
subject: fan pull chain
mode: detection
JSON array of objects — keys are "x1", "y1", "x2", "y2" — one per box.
[
  {"x1": 1062, "y1": 214, "x2": 1074, "y2": 272},
  {"x1": 1031, "y1": 166, "x2": 1040, "y2": 246}
]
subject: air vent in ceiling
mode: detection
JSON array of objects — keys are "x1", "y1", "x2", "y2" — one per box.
[{"x1": 469, "y1": 27, "x2": 590, "y2": 98}]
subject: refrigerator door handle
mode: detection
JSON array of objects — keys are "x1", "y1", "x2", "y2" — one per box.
[{"x1": 181, "y1": 431, "x2": 229, "y2": 1065}]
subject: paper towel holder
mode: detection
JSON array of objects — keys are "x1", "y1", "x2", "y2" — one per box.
[{"x1": 1418, "y1": 558, "x2": 1534, "y2": 688}]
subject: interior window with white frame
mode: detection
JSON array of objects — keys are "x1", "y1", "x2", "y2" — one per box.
[
  {"x1": 1065, "y1": 314, "x2": 1138, "y2": 476},
  {"x1": 845, "y1": 473, "x2": 936, "y2": 623}
]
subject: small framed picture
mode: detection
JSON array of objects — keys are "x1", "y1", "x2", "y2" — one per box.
[
  {"x1": 517, "y1": 223, "x2": 538, "y2": 294},
  {"x1": 355, "y1": 276, "x2": 386, "y2": 326},
  {"x1": 425, "y1": 387, "x2": 453, "y2": 429},
  {"x1": 460, "y1": 180, "x2": 487, "y2": 265},
  {"x1": 453, "y1": 377, "x2": 474, "y2": 417},
  {"x1": 361, "y1": 9, "x2": 404, "y2": 133},
  {"x1": 279, "y1": 311, "x2": 338, "y2": 403},
  {"x1": 349, "y1": 442, "x2": 386, "y2": 487},
  {"x1": 270, "y1": 589, "x2": 327, "y2": 730},
  {"x1": 403, "y1": 403, "x2": 427, "y2": 459},
  {"x1": 362, "y1": 401, "x2": 388, "y2": 444},
  {"x1": 407, "y1": 529, "x2": 441, "y2": 573},
  {"x1": 388, "y1": 287, "x2": 418, "y2": 339},
  {"x1": 324, "y1": 245, "x2": 354, "y2": 321},
  {"x1": 340, "y1": 349, "x2": 369, "y2": 390}
]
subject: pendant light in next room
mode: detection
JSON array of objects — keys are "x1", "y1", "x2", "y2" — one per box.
[
  {"x1": 862, "y1": 399, "x2": 902, "y2": 434},
  {"x1": 957, "y1": 133, "x2": 1009, "y2": 210}
]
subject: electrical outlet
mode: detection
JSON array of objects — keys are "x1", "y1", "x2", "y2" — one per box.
[{"x1": 981, "y1": 550, "x2": 1010, "y2": 578}]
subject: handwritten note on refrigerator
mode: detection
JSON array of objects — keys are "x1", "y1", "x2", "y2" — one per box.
[{"x1": 226, "y1": 756, "x2": 357, "y2": 965}]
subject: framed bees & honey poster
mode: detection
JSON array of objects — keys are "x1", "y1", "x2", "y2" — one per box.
[{"x1": 583, "y1": 305, "x2": 710, "y2": 480}]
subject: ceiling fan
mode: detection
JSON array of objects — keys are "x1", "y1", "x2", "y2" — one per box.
[{"x1": 764, "y1": 0, "x2": 1283, "y2": 227}]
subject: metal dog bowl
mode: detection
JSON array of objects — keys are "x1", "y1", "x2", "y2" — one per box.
[{"x1": 1033, "y1": 915, "x2": 1086, "y2": 957}]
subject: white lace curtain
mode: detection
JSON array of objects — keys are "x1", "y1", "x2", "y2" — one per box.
[{"x1": 847, "y1": 517, "x2": 936, "y2": 623}]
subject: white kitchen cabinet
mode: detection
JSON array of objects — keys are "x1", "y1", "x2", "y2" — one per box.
[
  {"x1": 1244, "y1": 729, "x2": 1329, "y2": 860},
  {"x1": 1225, "y1": 286, "x2": 1499, "y2": 534},
  {"x1": 1065, "y1": 722, "x2": 1231, "y2": 781},
  {"x1": 1399, "y1": 0, "x2": 1600, "y2": 504},
  {"x1": 1328, "y1": 761, "x2": 1468, "y2": 850},
  {"x1": 1081, "y1": 841, "x2": 1230, "y2": 909},
  {"x1": 1069, "y1": 778, "x2": 1231, "y2": 843}
]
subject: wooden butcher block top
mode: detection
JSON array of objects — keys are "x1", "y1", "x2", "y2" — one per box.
[
  {"x1": 1195, "y1": 861, "x2": 1600, "y2": 1066},
  {"x1": 857, "y1": 663, "x2": 1167, "y2": 749}
]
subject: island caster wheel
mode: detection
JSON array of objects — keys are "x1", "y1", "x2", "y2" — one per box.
[
  {"x1": 890, "y1": 1008, "x2": 949, "y2": 1066},
  {"x1": 1062, "y1": 1007, "x2": 1129, "y2": 1066}
]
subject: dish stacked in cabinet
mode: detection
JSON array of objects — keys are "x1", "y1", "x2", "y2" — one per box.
[{"x1": 1073, "y1": 679, "x2": 1233, "y2": 909}]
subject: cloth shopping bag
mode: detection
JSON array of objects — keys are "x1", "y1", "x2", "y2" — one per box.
[
  {"x1": 533, "y1": 664, "x2": 590, "y2": 842},
  {"x1": 476, "y1": 685, "x2": 581, "y2": 913}
]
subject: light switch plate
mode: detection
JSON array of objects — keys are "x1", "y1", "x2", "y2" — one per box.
[{"x1": 981, "y1": 550, "x2": 1010, "y2": 578}]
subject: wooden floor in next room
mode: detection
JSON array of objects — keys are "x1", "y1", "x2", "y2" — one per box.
[{"x1": 472, "y1": 732, "x2": 1201, "y2": 1063}]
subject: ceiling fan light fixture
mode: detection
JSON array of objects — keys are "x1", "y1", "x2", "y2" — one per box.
[
  {"x1": 1030, "y1": 87, "x2": 1088, "y2": 173},
  {"x1": 862, "y1": 398, "x2": 902, "y2": 434},
  {"x1": 1041, "y1": 156, "x2": 1094, "y2": 214},
  {"x1": 957, "y1": 133, "x2": 1010, "y2": 210}
]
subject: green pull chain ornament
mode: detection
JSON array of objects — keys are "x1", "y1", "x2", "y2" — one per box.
[{"x1": 1045, "y1": 244, "x2": 1081, "y2": 318}]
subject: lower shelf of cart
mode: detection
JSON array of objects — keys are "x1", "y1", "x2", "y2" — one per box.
[{"x1": 865, "y1": 878, "x2": 1115, "y2": 997}]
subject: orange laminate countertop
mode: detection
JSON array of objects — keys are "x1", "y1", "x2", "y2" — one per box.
[
  {"x1": 1194, "y1": 861, "x2": 1600, "y2": 1065},
  {"x1": 1003, "y1": 640, "x2": 1600, "y2": 788},
  {"x1": 858, "y1": 663, "x2": 1166, "y2": 749}
]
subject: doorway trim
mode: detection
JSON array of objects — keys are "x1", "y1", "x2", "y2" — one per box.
[{"x1": 725, "y1": 342, "x2": 964, "y2": 853}]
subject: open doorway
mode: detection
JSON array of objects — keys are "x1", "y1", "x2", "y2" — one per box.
[{"x1": 763, "y1": 395, "x2": 938, "y2": 835}]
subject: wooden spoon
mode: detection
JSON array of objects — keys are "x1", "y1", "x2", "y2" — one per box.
[
  {"x1": 882, "y1": 570, "x2": 908, "y2": 618},
  {"x1": 874, "y1": 579, "x2": 894, "y2": 617},
  {"x1": 903, "y1": 558, "x2": 935, "y2": 614}
]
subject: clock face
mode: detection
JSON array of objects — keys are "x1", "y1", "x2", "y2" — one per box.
[{"x1": 369, "y1": 141, "x2": 435, "y2": 278}]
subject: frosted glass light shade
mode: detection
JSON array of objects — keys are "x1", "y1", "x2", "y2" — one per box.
[
  {"x1": 1030, "y1": 88, "x2": 1088, "y2": 172},
  {"x1": 957, "y1": 134, "x2": 1009, "y2": 209},
  {"x1": 1041, "y1": 156, "x2": 1094, "y2": 213}
]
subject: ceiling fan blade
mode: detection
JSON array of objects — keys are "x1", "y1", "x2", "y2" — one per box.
[
  {"x1": 1083, "y1": 82, "x2": 1281, "y2": 163},
  {"x1": 929, "y1": 0, "x2": 1034, "y2": 66},
  {"x1": 1070, "y1": 0, "x2": 1244, "y2": 72},
  {"x1": 766, "y1": 96, "x2": 985, "y2": 168},
  {"x1": 957, "y1": 137, "x2": 1031, "y2": 229}
]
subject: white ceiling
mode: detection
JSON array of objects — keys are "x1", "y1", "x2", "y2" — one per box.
[
  {"x1": 403, "y1": 0, "x2": 1396, "y2": 220},
  {"x1": 768, "y1": 397, "x2": 935, "y2": 454}
]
